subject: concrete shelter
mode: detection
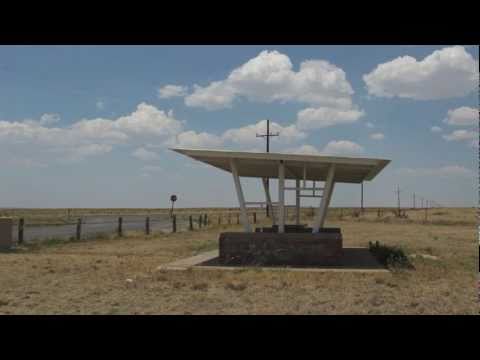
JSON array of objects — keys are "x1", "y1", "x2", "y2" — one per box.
[{"x1": 171, "y1": 148, "x2": 390, "y2": 234}]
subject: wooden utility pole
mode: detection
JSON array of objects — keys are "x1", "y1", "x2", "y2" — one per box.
[
  {"x1": 256, "y1": 119, "x2": 279, "y2": 218},
  {"x1": 396, "y1": 185, "x2": 401, "y2": 215},
  {"x1": 360, "y1": 182, "x2": 364, "y2": 213},
  {"x1": 413, "y1": 193, "x2": 415, "y2": 209}
]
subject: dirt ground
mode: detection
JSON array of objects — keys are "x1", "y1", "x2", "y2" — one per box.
[{"x1": 0, "y1": 208, "x2": 478, "y2": 314}]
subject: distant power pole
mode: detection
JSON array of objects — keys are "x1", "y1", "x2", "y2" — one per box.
[
  {"x1": 360, "y1": 182, "x2": 364, "y2": 213},
  {"x1": 256, "y1": 119, "x2": 280, "y2": 218},
  {"x1": 413, "y1": 193, "x2": 415, "y2": 209},
  {"x1": 396, "y1": 185, "x2": 401, "y2": 213}
]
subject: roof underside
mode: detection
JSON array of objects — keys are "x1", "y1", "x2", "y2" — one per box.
[{"x1": 171, "y1": 148, "x2": 390, "y2": 184}]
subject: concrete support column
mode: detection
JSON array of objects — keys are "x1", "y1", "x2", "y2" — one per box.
[
  {"x1": 230, "y1": 159, "x2": 252, "y2": 232},
  {"x1": 312, "y1": 164, "x2": 336, "y2": 233},
  {"x1": 278, "y1": 161, "x2": 285, "y2": 233},
  {"x1": 295, "y1": 179, "x2": 300, "y2": 225}
]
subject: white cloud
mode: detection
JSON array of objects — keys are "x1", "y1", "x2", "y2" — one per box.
[
  {"x1": 0, "y1": 103, "x2": 185, "y2": 166},
  {"x1": 366, "y1": 122, "x2": 375, "y2": 128},
  {"x1": 397, "y1": 165, "x2": 473, "y2": 177},
  {"x1": 167, "y1": 130, "x2": 223, "y2": 149},
  {"x1": 370, "y1": 132, "x2": 385, "y2": 140},
  {"x1": 283, "y1": 144, "x2": 320, "y2": 155},
  {"x1": 158, "y1": 85, "x2": 188, "y2": 99},
  {"x1": 442, "y1": 129, "x2": 478, "y2": 141},
  {"x1": 431, "y1": 126, "x2": 443, "y2": 133},
  {"x1": 39, "y1": 113, "x2": 60, "y2": 126},
  {"x1": 185, "y1": 81, "x2": 237, "y2": 110},
  {"x1": 184, "y1": 50, "x2": 356, "y2": 111},
  {"x1": 222, "y1": 119, "x2": 306, "y2": 146},
  {"x1": 132, "y1": 147, "x2": 159, "y2": 161},
  {"x1": 322, "y1": 140, "x2": 364, "y2": 155},
  {"x1": 363, "y1": 46, "x2": 478, "y2": 100},
  {"x1": 443, "y1": 106, "x2": 477, "y2": 126},
  {"x1": 296, "y1": 107, "x2": 365, "y2": 130}
]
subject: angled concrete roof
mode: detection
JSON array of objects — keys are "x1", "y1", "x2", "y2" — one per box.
[{"x1": 171, "y1": 148, "x2": 390, "y2": 183}]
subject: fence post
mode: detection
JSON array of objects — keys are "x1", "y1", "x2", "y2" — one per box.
[
  {"x1": 198, "y1": 215, "x2": 202, "y2": 229},
  {"x1": 189, "y1": 215, "x2": 193, "y2": 231},
  {"x1": 253, "y1": 212, "x2": 257, "y2": 224},
  {"x1": 145, "y1": 216, "x2": 150, "y2": 235},
  {"x1": 18, "y1": 218, "x2": 24, "y2": 244},
  {"x1": 237, "y1": 213, "x2": 240, "y2": 225},
  {"x1": 172, "y1": 215, "x2": 177, "y2": 233},
  {"x1": 76, "y1": 218, "x2": 82, "y2": 241},
  {"x1": 218, "y1": 215, "x2": 221, "y2": 225},
  {"x1": 118, "y1": 217, "x2": 123, "y2": 237},
  {"x1": 204, "y1": 214, "x2": 208, "y2": 226}
]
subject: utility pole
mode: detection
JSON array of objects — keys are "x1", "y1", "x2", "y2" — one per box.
[
  {"x1": 256, "y1": 119, "x2": 280, "y2": 218},
  {"x1": 361, "y1": 182, "x2": 364, "y2": 213},
  {"x1": 413, "y1": 193, "x2": 415, "y2": 209},
  {"x1": 396, "y1": 185, "x2": 401, "y2": 215}
]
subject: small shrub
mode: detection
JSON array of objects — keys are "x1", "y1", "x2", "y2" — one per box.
[
  {"x1": 225, "y1": 281, "x2": 247, "y2": 291},
  {"x1": 369, "y1": 241, "x2": 414, "y2": 269}
]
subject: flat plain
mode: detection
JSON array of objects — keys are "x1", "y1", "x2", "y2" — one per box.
[{"x1": 0, "y1": 207, "x2": 477, "y2": 314}]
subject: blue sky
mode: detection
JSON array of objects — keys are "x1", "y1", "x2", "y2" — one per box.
[{"x1": 0, "y1": 45, "x2": 478, "y2": 208}]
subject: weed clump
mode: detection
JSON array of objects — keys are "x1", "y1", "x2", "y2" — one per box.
[{"x1": 369, "y1": 241, "x2": 414, "y2": 269}]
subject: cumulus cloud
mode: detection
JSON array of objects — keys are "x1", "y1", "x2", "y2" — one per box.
[
  {"x1": 431, "y1": 126, "x2": 443, "y2": 133},
  {"x1": 222, "y1": 119, "x2": 306, "y2": 146},
  {"x1": 166, "y1": 130, "x2": 223, "y2": 149},
  {"x1": 296, "y1": 107, "x2": 365, "y2": 130},
  {"x1": 442, "y1": 129, "x2": 478, "y2": 141},
  {"x1": 370, "y1": 132, "x2": 385, "y2": 140},
  {"x1": 185, "y1": 50, "x2": 356, "y2": 110},
  {"x1": 322, "y1": 140, "x2": 364, "y2": 155},
  {"x1": 39, "y1": 113, "x2": 61, "y2": 126},
  {"x1": 0, "y1": 103, "x2": 184, "y2": 164},
  {"x1": 132, "y1": 147, "x2": 159, "y2": 161},
  {"x1": 443, "y1": 106, "x2": 477, "y2": 126},
  {"x1": 158, "y1": 85, "x2": 189, "y2": 99},
  {"x1": 283, "y1": 144, "x2": 321, "y2": 155},
  {"x1": 287, "y1": 141, "x2": 365, "y2": 156},
  {"x1": 363, "y1": 46, "x2": 478, "y2": 100},
  {"x1": 397, "y1": 165, "x2": 473, "y2": 177}
]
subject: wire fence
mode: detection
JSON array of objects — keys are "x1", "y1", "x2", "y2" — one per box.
[{"x1": 10, "y1": 208, "x2": 296, "y2": 245}]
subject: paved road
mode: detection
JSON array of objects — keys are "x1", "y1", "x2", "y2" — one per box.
[{"x1": 12, "y1": 215, "x2": 190, "y2": 243}]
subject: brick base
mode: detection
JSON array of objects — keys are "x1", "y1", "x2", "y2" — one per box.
[
  {"x1": 0, "y1": 218, "x2": 13, "y2": 250},
  {"x1": 219, "y1": 230, "x2": 343, "y2": 266}
]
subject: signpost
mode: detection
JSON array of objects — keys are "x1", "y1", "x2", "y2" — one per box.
[{"x1": 170, "y1": 194, "x2": 177, "y2": 218}]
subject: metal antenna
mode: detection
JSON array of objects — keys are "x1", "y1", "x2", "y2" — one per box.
[{"x1": 256, "y1": 119, "x2": 280, "y2": 217}]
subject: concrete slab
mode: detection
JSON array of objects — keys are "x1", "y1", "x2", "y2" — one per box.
[{"x1": 156, "y1": 247, "x2": 389, "y2": 274}]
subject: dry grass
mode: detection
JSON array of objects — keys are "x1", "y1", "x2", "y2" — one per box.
[{"x1": 0, "y1": 208, "x2": 477, "y2": 314}]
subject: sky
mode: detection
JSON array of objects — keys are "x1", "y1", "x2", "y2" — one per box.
[{"x1": 0, "y1": 45, "x2": 478, "y2": 208}]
